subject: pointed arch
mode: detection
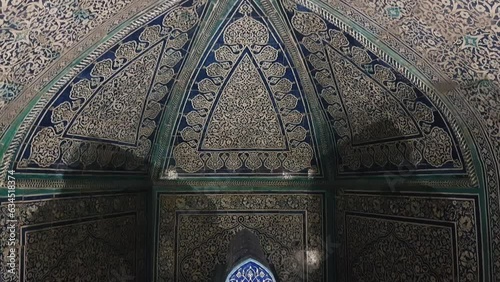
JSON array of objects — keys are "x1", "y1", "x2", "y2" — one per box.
[
  {"x1": 225, "y1": 258, "x2": 277, "y2": 282},
  {"x1": 162, "y1": 0, "x2": 322, "y2": 177}
]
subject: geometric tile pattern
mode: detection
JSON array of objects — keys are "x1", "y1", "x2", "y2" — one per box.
[
  {"x1": 0, "y1": 192, "x2": 146, "y2": 282},
  {"x1": 156, "y1": 192, "x2": 326, "y2": 282}
]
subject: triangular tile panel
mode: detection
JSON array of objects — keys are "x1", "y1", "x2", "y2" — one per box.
[
  {"x1": 281, "y1": 1, "x2": 470, "y2": 178},
  {"x1": 14, "y1": 0, "x2": 209, "y2": 175},
  {"x1": 200, "y1": 53, "x2": 287, "y2": 151},
  {"x1": 164, "y1": 0, "x2": 321, "y2": 177}
]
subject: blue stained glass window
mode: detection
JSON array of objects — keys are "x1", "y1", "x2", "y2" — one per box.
[{"x1": 225, "y1": 258, "x2": 276, "y2": 282}]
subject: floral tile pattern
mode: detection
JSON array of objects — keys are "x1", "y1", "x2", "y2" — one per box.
[
  {"x1": 156, "y1": 192, "x2": 326, "y2": 282},
  {"x1": 326, "y1": 0, "x2": 500, "y2": 171},
  {"x1": 335, "y1": 192, "x2": 481, "y2": 282},
  {"x1": 330, "y1": 0, "x2": 498, "y2": 84},
  {"x1": 304, "y1": 0, "x2": 499, "y2": 279},
  {"x1": 0, "y1": 192, "x2": 146, "y2": 282},
  {"x1": 162, "y1": 0, "x2": 321, "y2": 177},
  {"x1": 8, "y1": 0, "x2": 208, "y2": 177},
  {"x1": 226, "y1": 260, "x2": 276, "y2": 282},
  {"x1": 0, "y1": 0, "x2": 497, "y2": 280},
  {"x1": 282, "y1": 1, "x2": 473, "y2": 179}
]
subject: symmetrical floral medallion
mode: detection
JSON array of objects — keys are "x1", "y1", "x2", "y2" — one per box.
[{"x1": 163, "y1": 1, "x2": 321, "y2": 177}]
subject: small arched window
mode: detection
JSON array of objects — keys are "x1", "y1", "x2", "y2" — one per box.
[{"x1": 225, "y1": 258, "x2": 276, "y2": 282}]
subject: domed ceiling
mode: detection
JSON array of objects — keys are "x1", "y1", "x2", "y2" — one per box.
[
  {"x1": 0, "y1": 0, "x2": 483, "y2": 183},
  {"x1": 0, "y1": 0, "x2": 498, "y2": 280}
]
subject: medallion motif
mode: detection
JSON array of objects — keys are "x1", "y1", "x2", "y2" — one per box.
[{"x1": 201, "y1": 54, "x2": 287, "y2": 150}]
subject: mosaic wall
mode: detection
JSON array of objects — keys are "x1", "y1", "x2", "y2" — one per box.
[
  {"x1": 294, "y1": 0, "x2": 499, "y2": 279},
  {"x1": 0, "y1": 192, "x2": 146, "y2": 282},
  {"x1": 226, "y1": 260, "x2": 276, "y2": 282},
  {"x1": 162, "y1": 0, "x2": 322, "y2": 177},
  {"x1": 322, "y1": 1, "x2": 500, "y2": 171},
  {"x1": 0, "y1": 0, "x2": 498, "y2": 280},
  {"x1": 0, "y1": 0, "x2": 481, "y2": 185},
  {"x1": 328, "y1": 0, "x2": 498, "y2": 86},
  {"x1": 0, "y1": 0, "x2": 157, "y2": 135},
  {"x1": 156, "y1": 192, "x2": 327, "y2": 282},
  {"x1": 335, "y1": 192, "x2": 482, "y2": 282},
  {"x1": 282, "y1": 1, "x2": 472, "y2": 178},
  {"x1": 7, "y1": 0, "x2": 208, "y2": 177}
]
